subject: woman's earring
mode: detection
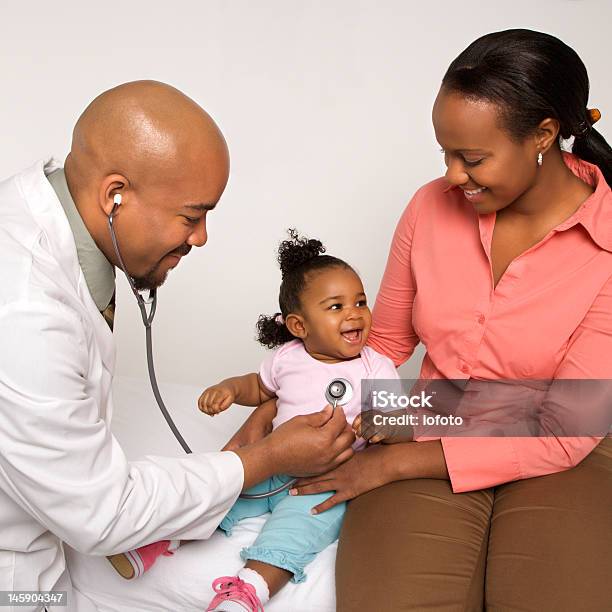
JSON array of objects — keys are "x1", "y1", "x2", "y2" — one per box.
[{"x1": 537, "y1": 152, "x2": 543, "y2": 167}]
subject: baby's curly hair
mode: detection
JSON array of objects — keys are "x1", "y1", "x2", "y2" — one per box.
[{"x1": 256, "y1": 229, "x2": 353, "y2": 348}]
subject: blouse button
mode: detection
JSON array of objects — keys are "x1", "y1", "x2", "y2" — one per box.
[
  {"x1": 478, "y1": 314, "x2": 485, "y2": 325},
  {"x1": 461, "y1": 364, "x2": 470, "y2": 374}
]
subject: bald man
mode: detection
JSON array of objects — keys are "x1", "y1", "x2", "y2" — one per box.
[{"x1": 0, "y1": 81, "x2": 354, "y2": 611}]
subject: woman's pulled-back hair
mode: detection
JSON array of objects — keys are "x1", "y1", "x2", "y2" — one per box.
[
  {"x1": 256, "y1": 229, "x2": 352, "y2": 349},
  {"x1": 442, "y1": 28, "x2": 611, "y2": 186}
]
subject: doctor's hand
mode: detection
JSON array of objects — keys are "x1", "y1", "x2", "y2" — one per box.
[
  {"x1": 266, "y1": 405, "x2": 355, "y2": 477},
  {"x1": 233, "y1": 404, "x2": 355, "y2": 489},
  {"x1": 198, "y1": 384, "x2": 235, "y2": 415}
]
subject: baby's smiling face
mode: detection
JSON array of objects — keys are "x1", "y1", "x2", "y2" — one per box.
[{"x1": 288, "y1": 266, "x2": 372, "y2": 363}]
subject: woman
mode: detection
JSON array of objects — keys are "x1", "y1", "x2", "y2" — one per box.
[{"x1": 228, "y1": 29, "x2": 611, "y2": 610}]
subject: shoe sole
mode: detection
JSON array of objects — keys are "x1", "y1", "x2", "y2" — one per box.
[{"x1": 107, "y1": 553, "x2": 136, "y2": 580}]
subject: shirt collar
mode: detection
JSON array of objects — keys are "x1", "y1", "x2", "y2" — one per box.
[
  {"x1": 47, "y1": 167, "x2": 116, "y2": 310},
  {"x1": 558, "y1": 153, "x2": 612, "y2": 252},
  {"x1": 442, "y1": 152, "x2": 612, "y2": 252}
]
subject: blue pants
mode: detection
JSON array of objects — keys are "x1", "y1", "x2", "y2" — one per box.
[{"x1": 219, "y1": 475, "x2": 346, "y2": 583}]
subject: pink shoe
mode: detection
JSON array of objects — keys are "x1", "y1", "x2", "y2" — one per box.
[
  {"x1": 206, "y1": 576, "x2": 264, "y2": 611},
  {"x1": 107, "y1": 540, "x2": 178, "y2": 579}
]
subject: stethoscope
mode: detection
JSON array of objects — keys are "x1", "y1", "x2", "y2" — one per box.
[{"x1": 107, "y1": 194, "x2": 353, "y2": 498}]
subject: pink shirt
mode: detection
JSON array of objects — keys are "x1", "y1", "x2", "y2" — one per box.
[
  {"x1": 259, "y1": 339, "x2": 399, "y2": 450},
  {"x1": 368, "y1": 153, "x2": 612, "y2": 492}
]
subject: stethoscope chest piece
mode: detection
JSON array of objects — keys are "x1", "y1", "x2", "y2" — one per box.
[{"x1": 325, "y1": 377, "x2": 353, "y2": 407}]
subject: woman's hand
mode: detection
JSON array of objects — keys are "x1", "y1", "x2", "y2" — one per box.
[
  {"x1": 289, "y1": 443, "x2": 394, "y2": 514},
  {"x1": 221, "y1": 399, "x2": 277, "y2": 451},
  {"x1": 291, "y1": 440, "x2": 450, "y2": 513}
]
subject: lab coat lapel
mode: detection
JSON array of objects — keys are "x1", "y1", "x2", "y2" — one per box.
[{"x1": 17, "y1": 159, "x2": 116, "y2": 378}]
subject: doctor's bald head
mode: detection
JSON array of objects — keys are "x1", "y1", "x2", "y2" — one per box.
[{"x1": 65, "y1": 80, "x2": 230, "y2": 290}]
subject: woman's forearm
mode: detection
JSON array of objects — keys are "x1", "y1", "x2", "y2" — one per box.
[
  {"x1": 291, "y1": 439, "x2": 451, "y2": 513},
  {"x1": 221, "y1": 399, "x2": 278, "y2": 452},
  {"x1": 383, "y1": 440, "x2": 450, "y2": 482},
  {"x1": 250, "y1": 397, "x2": 278, "y2": 424},
  {"x1": 233, "y1": 398, "x2": 277, "y2": 436}
]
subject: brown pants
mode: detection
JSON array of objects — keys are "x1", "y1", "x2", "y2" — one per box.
[{"x1": 336, "y1": 437, "x2": 612, "y2": 611}]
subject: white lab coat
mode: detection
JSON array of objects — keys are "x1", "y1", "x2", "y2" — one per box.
[{"x1": 0, "y1": 160, "x2": 244, "y2": 611}]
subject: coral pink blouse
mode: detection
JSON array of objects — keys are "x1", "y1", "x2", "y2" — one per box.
[{"x1": 368, "y1": 153, "x2": 612, "y2": 492}]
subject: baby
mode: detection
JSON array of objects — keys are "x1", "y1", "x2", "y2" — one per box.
[{"x1": 199, "y1": 230, "x2": 398, "y2": 611}]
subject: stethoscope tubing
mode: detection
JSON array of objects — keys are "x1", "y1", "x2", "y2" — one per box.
[{"x1": 109, "y1": 206, "x2": 193, "y2": 454}]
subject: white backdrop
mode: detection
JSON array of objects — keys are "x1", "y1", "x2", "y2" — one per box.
[{"x1": 2, "y1": 1, "x2": 610, "y2": 436}]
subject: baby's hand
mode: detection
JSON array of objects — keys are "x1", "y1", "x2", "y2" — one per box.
[
  {"x1": 352, "y1": 412, "x2": 385, "y2": 444},
  {"x1": 352, "y1": 410, "x2": 412, "y2": 445},
  {"x1": 198, "y1": 384, "x2": 235, "y2": 416},
  {"x1": 351, "y1": 413, "x2": 363, "y2": 438}
]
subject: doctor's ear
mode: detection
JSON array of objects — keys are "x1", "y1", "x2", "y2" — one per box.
[
  {"x1": 285, "y1": 313, "x2": 307, "y2": 339},
  {"x1": 100, "y1": 174, "x2": 129, "y2": 217}
]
